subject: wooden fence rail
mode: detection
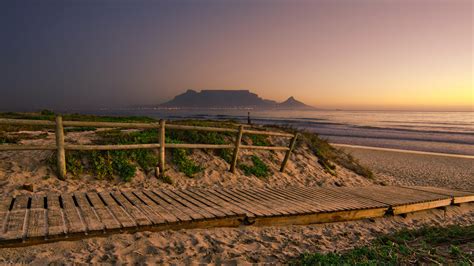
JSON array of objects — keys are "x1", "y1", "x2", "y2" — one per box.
[{"x1": 0, "y1": 116, "x2": 297, "y2": 179}]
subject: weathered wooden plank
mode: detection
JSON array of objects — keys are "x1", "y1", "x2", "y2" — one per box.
[
  {"x1": 61, "y1": 194, "x2": 86, "y2": 234},
  {"x1": 179, "y1": 189, "x2": 238, "y2": 217},
  {"x1": 209, "y1": 188, "x2": 268, "y2": 217},
  {"x1": 2, "y1": 195, "x2": 29, "y2": 241},
  {"x1": 45, "y1": 194, "x2": 66, "y2": 238},
  {"x1": 403, "y1": 186, "x2": 474, "y2": 204},
  {"x1": 0, "y1": 197, "x2": 12, "y2": 236},
  {"x1": 152, "y1": 190, "x2": 204, "y2": 220},
  {"x1": 188, "y1": 189, "x2": 250, "y2": 217},
  {"x1": 73, "y1": 193, "x2": 104, "y2": 232},
  {"x1": 169, "y1": 189, "x2": 226, "y2": 218},
  {"x1": 248, "y1": 188, "x2": 309, "y2": 215},
  {"x1": 0, "y1": 185, "x2": 470, "y2": 247},
  {"x1": 133, "y1": 191, "x2": 179, "y2": 223},
  {"x1": 235, "y1": 188, "x2": 293, "y2": 215},
  {"x1": 121, "y1": 191, "x2": 166, "y2": 225},
  {"x1": 26, "y1": 195, "x2": 47, "y2": 239},
  {"x1": 98, "y1": 192, "x2": 136, "y2": 228},
  {"x1": 142, "y1": 190, "x2": 192, "y2": 222},
  {"x1": 111, "y1": 192, "x2": 151, "y2": 227},
  {"x1": 86, "y1": 193, "x2": 121, "y2": 230},
  {"x1": 224, "y1": 188, "x2": 283, "y2": 216},
  {"x1": 264, "y1": 187, "x2": 323, "y2": 213}
]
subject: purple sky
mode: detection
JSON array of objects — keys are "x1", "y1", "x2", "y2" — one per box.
[{"x1": 1, "y1": 0, "x2": 472, "y2": 111}]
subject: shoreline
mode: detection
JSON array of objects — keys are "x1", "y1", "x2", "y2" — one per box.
[{"x1": 332, "y1": 143, "x2": 474, "y2": 159}]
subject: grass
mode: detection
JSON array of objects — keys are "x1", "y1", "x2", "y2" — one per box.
[
  {"x1": 291, "y1": 225, "x2": 474, "y2": 265},
  {"x1": 239, "y1": 155, "x2": 270, "y2": 178},
  {"x1": 0, "y1": 110, "x2": 155, "y2": 132},
  {"x1": 244, "y1": 134, "x2": 270, "y2": 146},
  {"x1": 3, "y1": 111, "x2": 374, "y2": 181},
  {"x1": 298, "y1": 130, "x2": 373, "y2": 179},
  {"x1": 0, "y1": 132, "x2": 48, "y2": 144},
  {"x1": 171, "y1": 148, "x2": 203, "y2": 177}
]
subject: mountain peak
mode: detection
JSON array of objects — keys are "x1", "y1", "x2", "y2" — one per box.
[
  {"x1": 278, "y1": 96, "x2": 313, "y2": 109},
  {"x1": 159, "y1": 89, "x2": 315, "y2": 109}
]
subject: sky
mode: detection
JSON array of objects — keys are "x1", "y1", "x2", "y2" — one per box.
[{"x1": 0, "y1": 0, "x2": 472, "y2": 111}]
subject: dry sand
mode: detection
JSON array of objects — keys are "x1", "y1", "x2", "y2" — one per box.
[
  {"x1": 0, "y1": 204, "x2": 472, "y2": 264},
  {"x1": 340, "y1": 146, "x2": 474, "y2": 191},
  {"x1": 0, "y1": 131, "x2": 375, "y2": 196},
  {"x1": 0, "y1": 130, "x2": 472, "y2": 264}
]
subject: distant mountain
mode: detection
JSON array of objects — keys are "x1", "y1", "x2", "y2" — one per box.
[
  {"x1": 158, "y1": 90, "x2": 315, "y2": 109},
  {"x1": 277, "y1": 96, "x2": 314, "y2": 109}
]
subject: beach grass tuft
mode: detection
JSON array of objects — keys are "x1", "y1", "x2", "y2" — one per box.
[
  {"x1": 291, "y1": 225, "x2": 474, "y2": 265},
  {"x1": 239, "y1": 155, "x2": 270, "y2": 178}
]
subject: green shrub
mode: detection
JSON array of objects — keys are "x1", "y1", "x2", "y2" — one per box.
[
  {"x1": 246, "y1": 134, "x2": 270, "y2": 146},
  {"x1": 172, "y1": 148, "x2": 203, "y2": 177},
  {"x1": 159, "y1": 174, "x2": 173, "y2": 184},
  {"x1": 239, "y1": 155, "x2": 269, "y2": 178},
  {"x1": 65, "y1": 151, "x2": 84, "y2": 176}
]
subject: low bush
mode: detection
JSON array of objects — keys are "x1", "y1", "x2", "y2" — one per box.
[{"x1": 239, "y1": 155, "x2": 270, "y2": 178}]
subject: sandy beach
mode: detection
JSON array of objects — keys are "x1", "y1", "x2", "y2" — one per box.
[
  {"x1": 338, "y1": 145, "x2": 474, "y2": 191},
  {"x1": 0, "y1": 130, "x2": 472, "y2": 264},
  {"x1": 0, "y1": 204, "x2": 471, "y2": 264}
]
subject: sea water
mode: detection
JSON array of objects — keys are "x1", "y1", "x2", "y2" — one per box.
[{"x1": 89, "y1": 109, "x2": 474, "y2": 156}]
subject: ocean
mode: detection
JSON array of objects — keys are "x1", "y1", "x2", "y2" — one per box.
[{"x1": 89, "y1": 109, "x2": 474, "y2": 156}]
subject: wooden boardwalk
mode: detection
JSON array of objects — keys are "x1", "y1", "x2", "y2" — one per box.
[{"x1": 0, "y1": 186, "x2": 472, "y2": 247}]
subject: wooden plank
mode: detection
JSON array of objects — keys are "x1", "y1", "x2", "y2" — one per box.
[
  {"x1": 403, "y1": 186, "x2": 474, "y2": 204},
  {"x1": 188, "y1": 189, "x2": 250, "y2": 217},
  {"x1": 253, "y1": 207, "x2": 388, "y2": 227},
  {"x1": 111, "y1": 192, "x2": 151, "y2": 227},
  {"x1": 61, "y1": 194, "x2": 86, "y2": 234},
  {"x1": 152, "y1": 190, "x2": 205, "y2": 220},
  {"x1": 286, "y1": 187, "x2": 379, "y2": 212},
  {"x1": 66, "y1": 144, "x2": 161, "y2": 151},
  {"x1": 26, "y1": 195, "x2": 47, "y2": 239},
  {"x1": 142, "y1": 190, "x2": 192, "y2": 222},
  {"x1": 98, "y1": 192, "x2": 136, "y2": 228},
  {"x1": 218, "y1": 188, "x2": 278, "y2": 216},
  {"x1": 173, "y1": 190, "x2": 228, "y2": 218},
  {"x1": 74, "y1": 193, "x2": 104, "y2": 233},
  {"x1": 341, "y1": 186, "x2": 449, "y2": 206},
  {"x1": 86, "y1": 193, "x2": 121, "y2": 230},
  {"x1": 179, "y1": 189, "x2": 241, "y2": 217},
  {"x1": 248, "y1": 188, "x2": 310, "y2": 215},
  {"x1": 2, "y1": 195, "x2": 29, "y2": 241},
  {"x1": 235, "y1": 188, "x2": 294, "y2": 215},
  {"x1": 132, "y1": 191, "x2": 179, "y2": 223},
  {"x1": 121, "y1": 191, "x2": 166, "y2": 225},
  {"x1": 208, "y1": 188, "x2": 265, "y2": 217},
  {"x1": 45, "y1": 194, "x2": 66, "y2": 238},
  {"x1": 392, "y1": 199, "x2": 452, "y2": 215},
  {"x1": 275, "y1": 187, "x2": 343, "y2": 212},
  {"x1": 0, "y1": 197, "x2": 12, "y2": 235},
  {"x1": 156, "y1": 190, "x2": 211, "y2": 220},
  {"x1": 264, "y1": 187, "x2": 324, "y2": 213}
]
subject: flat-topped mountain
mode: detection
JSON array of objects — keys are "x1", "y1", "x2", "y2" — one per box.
[{"x1": 159, "y1": 89, "x2": 315, "y2": 109}]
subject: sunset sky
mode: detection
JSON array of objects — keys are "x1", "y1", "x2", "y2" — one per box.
[{"x1": 0, "y1": 0, "x2": 472, "y2": 111}]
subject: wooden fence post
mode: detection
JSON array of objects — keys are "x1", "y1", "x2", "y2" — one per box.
[
  {"x1": 159, "y1": 119, "x2": 166, "y2": 174},
  {"x1": 55, "y1": 115, "x2": 66, "y2": 180},
  {"x1": 230, "y1": 125, "x2": 244, "y2": 173},
  {"x1": 280, "y1": 133, "x2": 298, "y2": 172}
]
